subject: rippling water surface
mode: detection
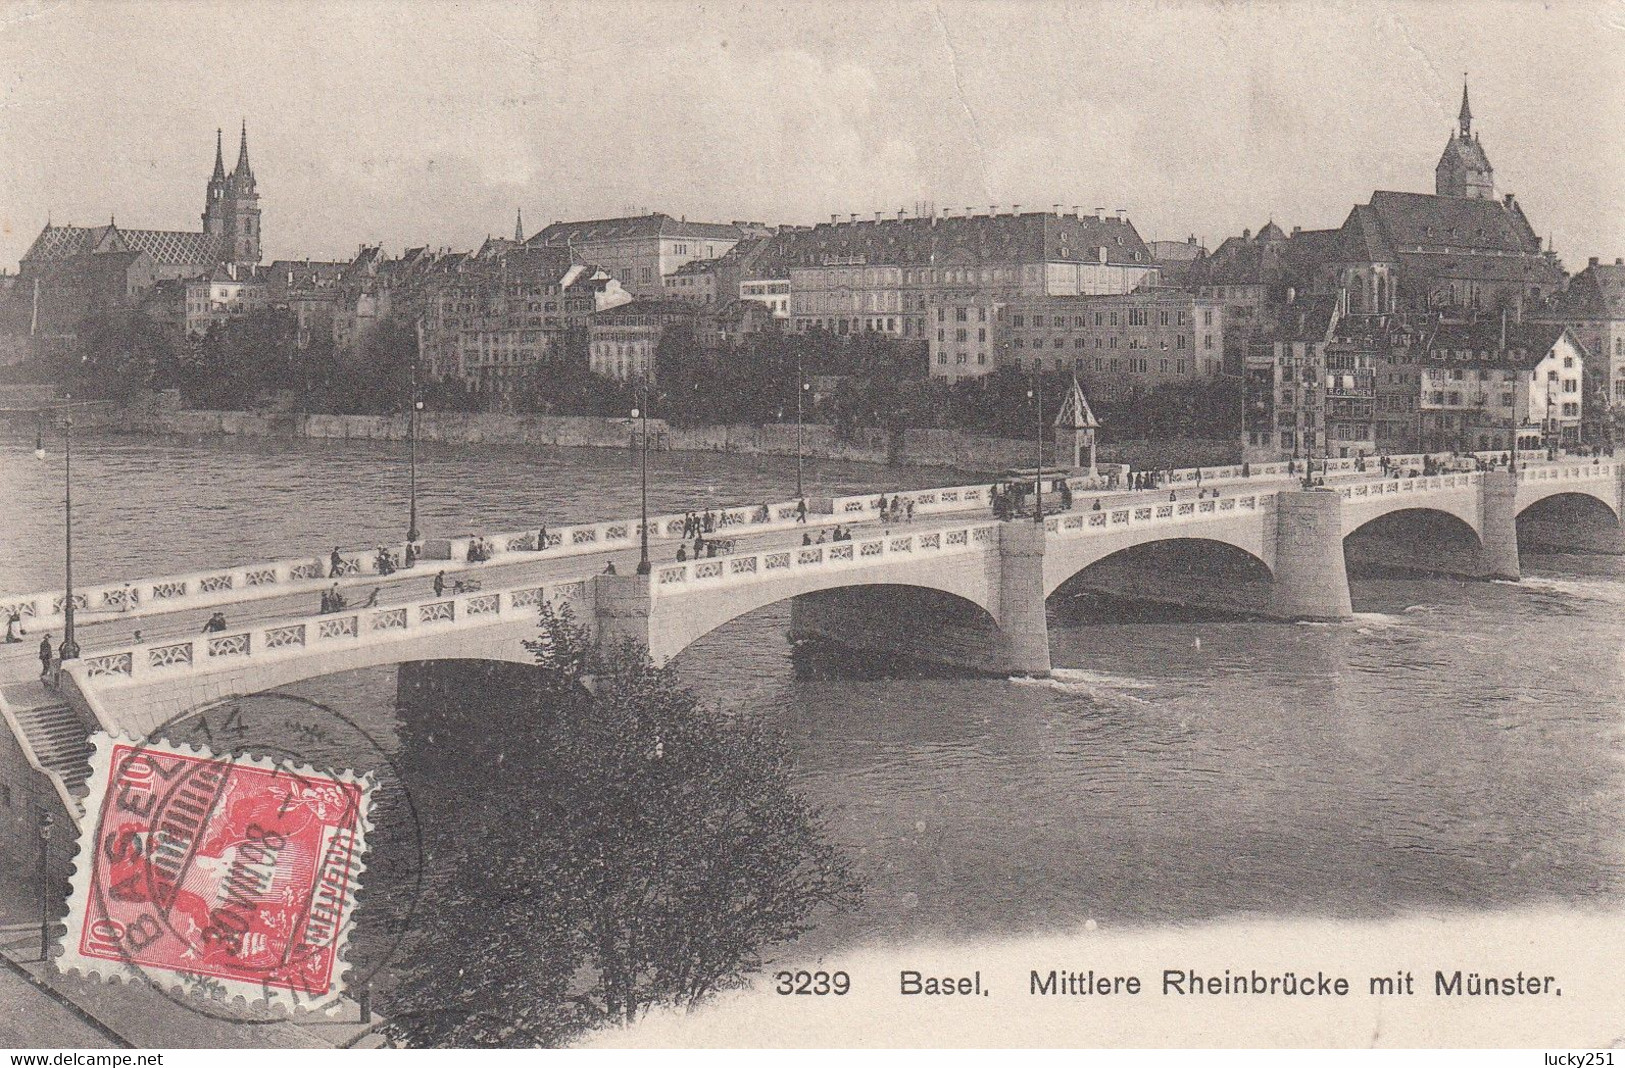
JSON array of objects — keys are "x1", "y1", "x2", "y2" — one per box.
[{"x1": 2, "y1": 433, "x2": 1621, "y2": 989}]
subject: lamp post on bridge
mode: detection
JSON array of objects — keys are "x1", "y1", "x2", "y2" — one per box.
[
  {"x1": 795, "y1": 353, "x2": 808, "y2": 501},
  {"x1": 35, "y1": 401, "x2": 80, "y2": 661},
  {"x1": 38, "y1": 811, "x2": 53, "y2": 961},
  {"x1": 1027, "y1": 368, "x2": 1043, "y2": 524},
  {"x1": 405, "y1": 346, "x2": 423, "y2": 565},
  {"x1": 633, "y1": 376, "x2": 651, "y2": 576}
]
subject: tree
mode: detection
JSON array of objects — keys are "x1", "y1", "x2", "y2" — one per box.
[{"x1": 380, "y1": 603, "x2": 860, "y2": 1046}]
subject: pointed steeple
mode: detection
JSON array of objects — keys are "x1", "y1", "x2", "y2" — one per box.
[
  {"x1": 1458, "y1": 75, "x2": 1472, "y2": 138},
  {"x1": 211, "y1": 127, "x2": 226, "y2": 182},
  {"x1": 234, "y1": 119, "x2": 252, "y2": 178},
  {"x1": 514, "y1": 207, "x2": 525, "y2": 244}
]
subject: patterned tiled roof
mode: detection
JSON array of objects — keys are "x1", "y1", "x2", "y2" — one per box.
[
  {"x1": 22, "y1": 224, "x2": 225, "y2": 268},
  {"x1": 532, "y1": 213, "x2": 747, "y2": 246}
]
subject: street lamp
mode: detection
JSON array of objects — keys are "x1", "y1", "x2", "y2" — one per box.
[
  {"x1": 633, "y1": 379, "x2": 651, "y2": 576},
  {"x1": 38, "y1": 811, "x2": 53, "y2": 961},
  {"x1": 795, "y1": 355, "x2": 808, "y2": 500},
  {"x1": 1028, "y1": 369, "x2": 1044, "y2": 524},
  {"x1": 35, "y1": 404, "x2": 80, "y2": 661}
]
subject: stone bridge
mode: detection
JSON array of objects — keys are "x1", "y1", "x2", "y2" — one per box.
[
  {"x1": 3, "y1": 457, "x2": 1621, "y2": 878},
  {"x1": 51, "y1": 461, "x2": 1622, "y2": 731}
]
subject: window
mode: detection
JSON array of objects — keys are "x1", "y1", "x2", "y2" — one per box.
[
  {"x1": 1563, "y1": 402, "x2": 1579, "y2": 417},
  {"x1": 1033, "y1": 315, "x2": 1045, "y2": 327},
  {"x1": 1159, "y1": 311, "x2": 1170, "y2": 326},
  {"x1": 1014, "y1": 339, "x2": 1025, "y2": 349},
  {"x1": 1013, "y1": 314, "x2": 1025, "y2": 327},
  {"x1": 1094, "y1": 358, "x2": 1103, "y2": 372},
  {"x1": 938, "y1": 354, "x2": 947, "y2": 365},
  {"x1": 937, "y1": 307, "x2": 945, "y2": 322},
  {"x1": 979, "y1": 307, "x2": 987, "y2": 322},
  {"x1": 1110, "y1": 312, "x2": 1119, "y2": 326},
  {"x1": 1563, "y1": 356, "x2": 1574, "y2": 368},
  {"x1": 956, "y1": 328, "x2": 967, "y2": 342},
  {"x1": 937, "y1": 329, "x2": 945, "y2": 342},
  {"x1": 1159, "y1": 358, "x2": 1169, "y2": 372},
  {"x1": 1563, "y1": 379, "x2": 1578, "y2": 393},
  {"x1": 1204, "y1": 335, "x2": 1214, "y2": 350},
  {"x1": 1177, "y1": 359, "x2": 1185, "y2": 374},
  {"x1": 1176, "y1": 335, "x2": 1185, "y2": 349},
  {"x1": 956, "y1": 308, "x2": 968, "y2": 322},
  {"x1": 1128, "y1": 308, "x2": 1147, "y2": 326},
  {"x1": 978, "y1": 328, "x2": 986, "y2": 342}
]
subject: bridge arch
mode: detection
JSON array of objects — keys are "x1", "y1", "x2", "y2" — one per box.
[
  {"x1": 65, "y1": 622, "x2": 545, "y2": 740},
  {"x1": 1043, "y1": 528, "x2": 1273, "y2": 600},
  {"x1": 1515, "y1": 480, "x2": 1620, "y2": 522},
  {"x1": 1516, "y1": 490, "x2": 1624, "y2": 554},
  {"x1": 1342, "y1": 506, "x2": 1486, "y2": 578},
  {"x1": 650, "y1": 569, "x2": 1000, "y2": 666},
  {"x1": 1045, "y1": 535, "x2": 1276, "y2": 618}
]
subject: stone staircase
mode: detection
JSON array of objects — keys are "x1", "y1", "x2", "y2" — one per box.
[{"x1": 8, "y1": 698, "x2": 93, "y2": 796}]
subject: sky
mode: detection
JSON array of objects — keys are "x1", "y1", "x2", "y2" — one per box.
[{"x1": 0, "y1": 0, "x2": 1621, "y2": 269}]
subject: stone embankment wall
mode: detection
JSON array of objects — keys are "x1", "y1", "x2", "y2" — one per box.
[{"x1": 0, "y1": 403, "x2": 1238, "y2": 473}]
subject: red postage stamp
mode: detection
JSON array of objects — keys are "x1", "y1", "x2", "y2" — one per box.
[{"x1": 57, "y1": 733, "x2": 372, "y2": 1014}]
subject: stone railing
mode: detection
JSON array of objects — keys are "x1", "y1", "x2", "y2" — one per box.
[
  {"x1": 1335, "y1": 472, "x2": 1481, "y2": 502},
  {"x1": 827, "y1": 484, "x2": 988, "y2": 521},
  {"x1": 0, "y1": 545, "x2": 410, "y2": 630},
  {"x1": 651, "y1": 521, "x2": 1002, "y2": 596},
  {"x1": 71, "y1": 580, "x2": 588, "y2": 689},
  {"x1": 1516, "y1": 461, "x2": 1616, "y2": 483},
  {"x1": 1046, "y1": 493, "x2": 1269, "y2": 540}
]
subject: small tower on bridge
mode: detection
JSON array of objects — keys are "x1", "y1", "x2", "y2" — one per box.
[{"x1": 1054, "y1": 375, "x2": 1100, "y2": 476}]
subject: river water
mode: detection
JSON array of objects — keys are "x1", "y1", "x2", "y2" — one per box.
[{"x1": 2, "y1": 434, "x2": 1622, "y2": 1026}]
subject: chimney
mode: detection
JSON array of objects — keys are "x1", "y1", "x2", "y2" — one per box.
[
  {"x1": 1504, "y1": 193, "x2": 1515, "y2": 208},
  {"x1": 1292, "y1": 226, "x2": 1302, "y2": 236},
  {"x1": 874, "y1": 211, "x2": 882, "y2": 223},
  {"x1": 1072, "y1": 206, "x2": 1081, "y2": 217},
  {"x1": 990, "y1": 205, "x2": 998, "y2": 216},
  {"x1": 1012, "y1": 204, "x2": 1021, "y2": 215},
  {"x1": 830, "y1": 214, "x2": 839, "y2": 224},
  {"x1": 849, "y1": 213, "x2": 858, "y2": 223},
  {"x1": 897, "y1": 209, "x2": 906, "y2": 220},
  {"x1": 1589, "y1": 257, "x2": 1600, "y2": 268},
  {"x1": 1053, "y1": 203, "x2": 1062, "y2": 216}
]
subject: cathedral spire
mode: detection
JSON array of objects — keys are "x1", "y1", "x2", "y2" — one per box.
[
  {"x1": 234, "y1": 119, "x2": 252, "y2": 178},
  {"x1": 514, "y1": 207, "x2": 524, "y2": 243},
  {"x1": 1458, "y1": 75, "x2": 1472, "y2": 138},
  {"x1": 212, "y1": 127, "x2": 226, "y2": 182}
]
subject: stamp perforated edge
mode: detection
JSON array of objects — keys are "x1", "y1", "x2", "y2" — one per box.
[{"x1": 55, "y1": 731, "x2": 375, "y2": 1018}]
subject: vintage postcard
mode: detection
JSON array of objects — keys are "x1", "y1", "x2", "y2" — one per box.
[{"x1": 0, "y1": 0, "x2": 1620, "y2": 1056}]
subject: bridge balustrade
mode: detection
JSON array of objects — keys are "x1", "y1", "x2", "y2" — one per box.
[
  {"x1": 651, "y1": 522, "x2": 1002, "y2": 596},
  {"x1": 1515, "y1": 461, "x2": 1616, "y2": 483},
  {"x1": 1045, "y1": 493, "x2": 1265, "y2": 540},
  {"x1": 1336, "y1": 472, "x2": 1480, "y2": 501},
  {"x1": 1, "y1": 547, "x2": 403, "y2": 631},
  {"x1": 73, "y1": 580, "x2": 588, "y2": 689}
]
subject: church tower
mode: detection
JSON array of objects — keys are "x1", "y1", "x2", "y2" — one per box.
[
  {"x1": 202, "y1": 128, "x2": 229, "y2": 237},
  {"x1": 1435, "y1": 79, "x2": 1495, "y2": 199},
  {"x1": 203, "y1": 123, "x2": 262, "y2": 266}
]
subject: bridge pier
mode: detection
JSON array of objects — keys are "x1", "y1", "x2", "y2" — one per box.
[
  {"x1": 997, "y1": 522, "x2": 1052, "y2": 677},
  {"x1": 1269, "y1": 489, "x2": 1353, "y2": 621},
  {"x1": 593, "y1": 574, "x2": 653, "y2": 653},
  {"x1": 1477, "y1": 469, "x2": 1522, "y2": 579}
]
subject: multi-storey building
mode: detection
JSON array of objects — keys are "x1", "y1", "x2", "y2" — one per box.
[
  {"x1": 266, "y1": 260, "x2": 346, "y2": 350},
  {"x1": 784, "y1": 207, "x2": 1158, "y2": 340},
  {"x1": 416, "y1": 244, "x2": 631, "y2": 407},
  {"x1": 527, "y1": 214, "x2": 756, "y2": 299},
  {"x1": 662, "y1": 258, "x2": 717, "y2": 305},
  {"x1": 1419, "y1": 320, "x2": 1585, "y2": 452},
  {"x1": 588, "y1": 299, "x2": 696, "y2": 381},
  {"x1": 993, "y1": 290, "x2": 1223, "y2": 390},
  {"x1": 1535, "y1": 256, "x2": 1625, "y2": 408}
]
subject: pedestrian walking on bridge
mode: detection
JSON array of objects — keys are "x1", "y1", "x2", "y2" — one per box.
[
  {"x1": 330, "y1": 547, "x2": 344, "y2": 578},
  {"x1": 38, "y1": 635, "x2": 53, "y2": 683}
]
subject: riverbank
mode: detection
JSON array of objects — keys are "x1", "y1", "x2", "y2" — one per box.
[{"x1": 0, "y1": 402, "x2": 1239, "y2": 473}]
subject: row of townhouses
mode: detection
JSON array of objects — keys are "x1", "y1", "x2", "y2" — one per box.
[{"x1": 5, "y1": 81, "x2": 1624, "y2": 436}]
